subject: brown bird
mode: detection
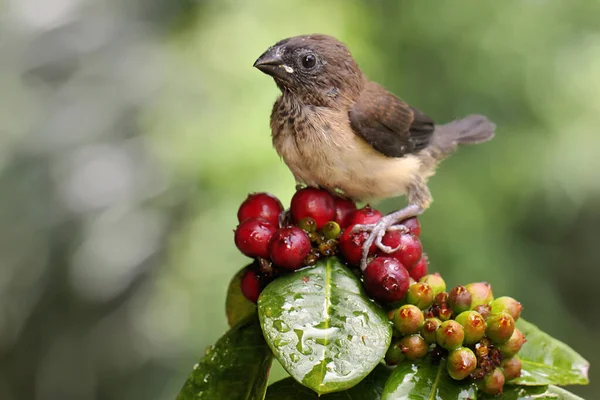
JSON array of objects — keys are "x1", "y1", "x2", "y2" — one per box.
[{"x1": 253, "y1": 34, "x2": 495, "y2": 270}]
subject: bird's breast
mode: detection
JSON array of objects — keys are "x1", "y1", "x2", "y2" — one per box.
[{"x1": 271, "y1": 103, "x2": 422, "y2": 201}]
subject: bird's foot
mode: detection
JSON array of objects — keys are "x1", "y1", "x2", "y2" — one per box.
[
  {"x1": 352, "y1": 204, "x2": 424, "y2": 271},
  {"x1": 278, "y1": 209, "x2": 291, "y2": 228}
]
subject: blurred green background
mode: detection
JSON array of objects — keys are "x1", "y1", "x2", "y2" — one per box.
[{"x1": 1, "y1": 0, "x2": 598, "y2": 398}]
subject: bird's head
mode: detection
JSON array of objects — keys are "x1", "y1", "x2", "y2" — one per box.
[{"x1": 254, "y1": 34, "x2": 363, "y2": 106}]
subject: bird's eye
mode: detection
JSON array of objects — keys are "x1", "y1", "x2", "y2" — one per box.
[{"x1": 301, "y1": 54, "x2": 317, "y2": 69}]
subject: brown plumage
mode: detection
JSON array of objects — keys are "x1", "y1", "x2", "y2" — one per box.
[{"x1": 254, "y1": 34, "x2": 495, "y2": 269}]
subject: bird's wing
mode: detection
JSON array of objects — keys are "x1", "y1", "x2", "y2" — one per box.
[{"x1": 349, "y1": 82, "x2": 435, "y2": 157}]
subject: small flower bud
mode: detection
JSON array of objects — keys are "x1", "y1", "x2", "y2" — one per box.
[
  {"x1": 455, "y1": 310, "x2": 486, "y2": 345},
  {"x1": 501, "y1": 355, "x2": 522, "y2": 381},
  {"x1": 399, "y1": 334, "x2": 428, "y2": 360},
  {"x1": 448, "y1": 285, "x2": 472, "y2": 315},
  {"x1": 486, "y1": 312, "x2": 515, "y2": 344},
  {"x1": 406, "y1": 282, "x2": 435, "y2": 309},
  {"x1": 473, "y1": 304, "x2": 492, "y2": 319},
  {"x1": 385, "y1": 339, "x2": 406, "y2": 366},
  {"x1": 436, "y1": 320, "x2": 465, "y2": 350},
  {"x1": 498, "y1": 328, "x2": 526, "y2": 357},
  {"x1": 465, "y1": 282, "x2": 494, "y2": 309},
  {"x1": 480, "y1": 368, "x2": 505, "y2": 395},
  {"x1": 490, "y1": 296, "x2": 523, "y2": 321},
  {"x1": 298, "y1": 217, "x2": 317, "y2": 232},
  {"x1": 438, "y1": 305, "x2": 453, "y2": 321},
  {"x1": 419, "y1": 273, "x2": 446, "y2": 295},
  {"x1": 321, "y1": 221, "x2": 341, "y2": 239},
  {"x1": 447, "y1": 347, "x2": 478, "y2": 380},
  {"x1": 393, "y1": 304, "x2": 425, "y2": 335},
  {"x1": 435, "y1": 291, "x2": 449, "y2": 305},
  {"x1": 421, "y1": 317, "x2": 442, "y2": 344}
]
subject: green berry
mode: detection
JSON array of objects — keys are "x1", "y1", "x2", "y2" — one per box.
[
  {"x1": 501, "y1": 355, "x2": 522, "y2": 381},
  {"x1": 455, "y1": 310, "x2": 486, "y2": 345},
  {"x1": 421, "y1": 317, "x2": 442, "y2": 344},
  {"x1": 419, "y1": 273, "x2": 446, "y2": 295},
  {"x1": 385, "y1": 338, "x2": 406, "y2": 365},
  {"x1": 447, "y1": 347, "x2": 478, "y2": 380},
  {"x1": 436, "y1": 320, "x2": 465, "y2": 350},
  {"x1": 490, "y1": 296, "x2": 523, "y2": 321},
  {"x1": 465, "y1": 282, "x2": 494, "y2": 309},
  {"x1": 480, "y1": 368, "x2": 505, "y2": 395},
  {"x1": 486, "y1": 312, "x2": 515, "y2": 344},
  {"x1": 298, "y1": 217, "x2": 317, "y2": 232},
  {"x1": 448, "y1": 285, "x2": 472, "y2": 315},
  {"x1": 321, "y1": 221, "x2": 341, "y2": 239},
  {"x1": 438, "y1": 305, "x2": 453, "y2": 321},
  {"x1": 406, "y1": 282, "x2": 435, "y2": 309},
  {"x1": 399, "y1": 334, "x2": 428, "y2": 360},
  {"x1": 393, "y1": 304, "x2": 425, "y2": 335},
  {"x1": 498, "y1": 328, "x2": 526, "y2": 357}
]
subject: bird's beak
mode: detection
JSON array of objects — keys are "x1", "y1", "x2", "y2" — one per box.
[{"x1": 253, "y1": 46, "x2": 293, "y2": 82}]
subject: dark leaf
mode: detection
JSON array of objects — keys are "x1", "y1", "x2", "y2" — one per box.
[
  {"x1": 258, "y1": 257, "x2": 392, "y2": 395},
  {"x1": 480, "y1": 384, "x2": 585, "y2": 399},
  {"x1": 176, "y1": 317, "x2": 272, "y2": 400}
]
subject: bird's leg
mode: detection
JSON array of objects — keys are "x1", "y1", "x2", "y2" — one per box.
[
  {"x1": 353, "y1": 204, "x2": 424, "y2": 271},
  {"x1": 279, "y1": 209, "x2": 291, "y2": 228}
]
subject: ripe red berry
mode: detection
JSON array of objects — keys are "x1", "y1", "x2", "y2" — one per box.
[
  {"x1": 363, "y1": 257, "x2": 410, "y2": 303},
  {"x1": 268, "y1": 226, "x2": 312, "y2": 270},
  {"x1": 400, "y1": 217, "x2": 421, "y2": 236},
  {"x1": 338, "y1": 224, "x2": 376, "y2": 266},
  {"x1": 333, "y1": 196, "x2": 357, "y2": 228},
  {"x1": 290, "y1": 188, "x2": 336, "y2": 229},
  {"x1": 409, "y1": 256, "x2": 428, "y2": 281},
  {"x1": 234, "y1": 218, "x2": 278, "y2": 258},
  {"x1": 380, "y1": 231, "x2": 423, "y2": 268},
  {"x1": 237, "y1": 193, "x2": 283, "y2": 225},
  {"x1": 347, "y1": 205, "x2": 383, "y2": 225},
  {"x1": 240, "y1": 268, "x2": 263, "y2": 303}
]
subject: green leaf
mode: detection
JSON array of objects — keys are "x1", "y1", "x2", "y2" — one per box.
[
  {"x1": 258, "y1": 257, "x2": 392, "y2": 395},
  {"x1": 226, "y1": 265, "x2": 257, "y2": 327},
  {"x1": 381, "y1": 360, "x2": 478, "y2": 400},
  {"x1": 264, "y1": 363, "x2": 392, "y2": 399},
  {"x1": 480, "y1": 385, "x2": 585, "y2": 399},
  {"x1": 514, "y1": 319, "x2": 589, "y2": 386},
  {"x1": 176, "y1": 317, "x2": 272, "y2": 400}
]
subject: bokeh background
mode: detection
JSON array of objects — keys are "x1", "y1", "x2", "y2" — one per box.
[{"x1": 1, "y1": 0, "x2": 599, "y2": 398}]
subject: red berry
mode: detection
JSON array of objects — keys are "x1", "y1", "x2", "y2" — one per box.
[
  {"x1": 234, "y1": 218, "x2": 277, "y2": 258},
  {"x1": 338, "y1": 224, "x2": 376, "y2": 266},
  {"x1": 379, "y1": 231, "x2": 423, "y2": 268},
  {"x1": 290, "y1": 188, "x2": 335, "y2": 229},
  {"x1": 363, "y1": 257, "x2": 410, "y2": 303},
  {"x1": 347, "y1": 205, "x2": 383, "y2": 225},
  {"x1": 400, "y1": 217, "x2": 421, "y2": 236},
  {"x1": 268, "y1": 226, "x2": 312, "y2": 270},
  {"x1": 237, "y1": 193, "x2": 284, "y2": 225},
  {"x1": 240, "y1": 268, "x2": 263, "y2": 303},
  {"x1": 409, "y1": 256, "x2": 429, "y2": 281},
  {"x1": 333, "y1": 197, "x2": 357, "y2": 228}
]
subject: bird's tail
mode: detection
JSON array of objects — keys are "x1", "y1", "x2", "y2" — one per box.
[{"x1": 432, "y1": 114, "x2": 496, "y2": 158}]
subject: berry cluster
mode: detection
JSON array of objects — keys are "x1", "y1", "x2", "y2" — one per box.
[
  {"x1": 385, "y1": 275, "x2": 525, "y2": 395},
  {"x1": 234, "y1": 188, "x2": 426, "y2": 304}
]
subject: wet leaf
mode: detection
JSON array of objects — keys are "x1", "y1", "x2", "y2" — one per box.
[
  {"x1": 514, "y1": 319, "x2": 589, "y2": 386},
  {"x1": 482, "y1": 384, "x2": 586, "y2": 399},
  {"x1": 176, "y1": 317, "x2": 272, "y2": 400},
  {"x1": 258, "y1": 257, "x2": 392, "y2": 395},
  {"x1": 264, "y1": 363, "x2": 392, "y2": 399},
  {"x1": 226, "y1": 265, "x2": 257, "y2": 327},
  {"x1": 381, "y1": 360, "x2": 477, "y2": 399}
]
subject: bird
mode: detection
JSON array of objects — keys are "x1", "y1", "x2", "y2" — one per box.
[{"x1": 253, "y1": 34, "x2": 495, "y2": 271}]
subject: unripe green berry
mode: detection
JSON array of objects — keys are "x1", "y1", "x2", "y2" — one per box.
[
  {"x1": 393, "y1": 304, "x2": 425, "y2": 335},
  {"x1": 447, "y1": 347, "x2": 478, "y2": 380},
  {"x1": 438, "y1": 305, "x2": 453, "y2": 321},
  {"x1": 399, "y1": 334, "x2": 428, "y2": 360},
  {"x1": 298, "y1": 217, "x2": 317, "y2": 232},
  {"x1": 498, "y1": 328, "x2": 526, "y2": 357},
  {"x1": 419, "y1": 273, "x2": 446, "y2": 295},
  {"x1": 448, "y1": 285, "x2": 472, "y2": 315},
  {"x1": 480, "y1": 368, "x2": 505, "y2": 395},
  {"x1": 436, "y1": 320, "x2": 465, "y2": 350},
  {"x1": 486, "y1": 312, "x2": 515, "y2": 344},
  {"x1": 385, "y1": 339, "x2": 406, "y2": 366},
  {"x1": 501, "y1": 355, "x2": 522, "y2": 381},
  {"x1": 421, "y1": 317, "x2": 442, "y2": 344},
  {"x1": 465, "y1": 282, "x2": 494, "y2": 309},
  {"x1": 473, "y1": 304, "x2": 491, "y2": 319},
  {"x1": 406, "y1": 282, "x2": 435, "y2": 309},
  {"x1": 321, "y1": 221, "x2": 341, "y2": 239},
  {"x1": 490, "y1": 296, "x2": 523, "y2": 321},
  {"x1": 455, "y1": 310, "x2": 486, "y2": 345}
]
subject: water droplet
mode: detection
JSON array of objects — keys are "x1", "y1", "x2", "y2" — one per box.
[
  {"x1": 203, "y1": 373, "x2": 211, "y2": 383},
  {"x1": 264, "y1": 307, "x2": 273, "y2": 317},
  {"x1": 274, "y1": 337, "x2": 291, "y2": 347},
  {"x1": 273, "y1": 320, "x2": 291, "y2": 333},
  {"x1": 290, "y1": 354, "x2": 300, "y2": 362},
  {"x1": 314, "y1": 284, "x2": 323, "y2": 290}
]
